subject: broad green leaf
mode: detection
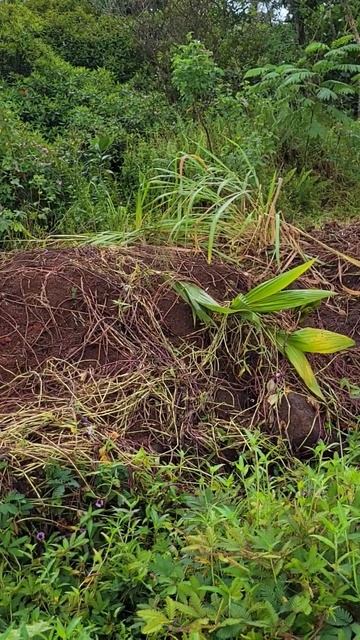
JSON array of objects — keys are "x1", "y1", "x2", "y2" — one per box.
[
  {"x1": 288, "y1": 328, "x2": 355, "y2": 353},
  {"x1": 246, "y1": 289, "x2": 333, "y2": 313},
  {"x1": 173, "y1": 281, "x2": 228, "y2": 314},
  {"x1": 284, "y1": 343, "x2": 324, "y2": 399},
  {"x1": 138, "y1": 609, "x2": 169, "y2": 634},
  {"x1": 0, "y1": 623, "x2": 51, "y2": 640},
  {"x1": 241, "y1": 260, "x2": 315, "y2": 305}
]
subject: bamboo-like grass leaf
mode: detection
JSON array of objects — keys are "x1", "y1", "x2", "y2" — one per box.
[
  {"x1": 238, "y1": 259, "x2": 315, "y2": 306},
  {"x1": 288, "y1": 328, "x2": 355, "y2": 353},
  {"x1": 284, "y1": 343, "x2": 324, "y2": 399},
  {"x1": 247, "y1": 289, "x2": 333, "y2": 313}
]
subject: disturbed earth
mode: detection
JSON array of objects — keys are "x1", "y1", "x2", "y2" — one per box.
[{"x1": 0, "y1": 223, "x2": 359, "y2": 478}]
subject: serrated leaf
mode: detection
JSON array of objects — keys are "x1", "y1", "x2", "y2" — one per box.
[
  {"x1": 138, "y1": 609, "x2": 169, "y2": 634},
  {"x1": 239, "y1": 260, "x2": 315, "y2": 305},
  {"x1": 288, "y1": 328, "x2": 355, "y2": 354},
  {"x1": 215, "y1": 624, "x2": 244, "y2": 640},
  {"x1": 174, "y1": 601, "x2": 201, "y2": 618},
  {"x1": 290, "y1": 593, "x2": 312, "y2": 615},
  {"x1": 165, "y1": 596, "x2": 177, "y2": 621},
  {"x1": 284, "y1": 343, "x2": 324, "y2": 399}
]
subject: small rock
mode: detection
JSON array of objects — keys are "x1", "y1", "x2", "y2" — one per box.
[{"x1": 278, "y1": 392, "x2": 322, "y2": 452}]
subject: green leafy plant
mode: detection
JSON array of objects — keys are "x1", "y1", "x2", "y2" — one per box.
[
  {"x1": 245, "y1": 35, "x2": 360, "y2": 128},
  {"x1": 245, "y1": 35, "x2": 360, "y2": 171},
  {"x1": 171, "y1": 35, "x2": 223, "y2": 150},
  {"x1": 174, "y1": 259, "x2": 355, "y2": 398}
]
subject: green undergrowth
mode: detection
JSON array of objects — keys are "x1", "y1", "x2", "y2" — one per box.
[{"x1": 2, "y1": 432, "x2": 360, "y2": 639}]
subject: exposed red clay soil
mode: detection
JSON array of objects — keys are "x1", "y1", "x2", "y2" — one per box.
[
  {"x1": 0, "y1": 222, "x2": 359, "y2": 459},
  {"x1": 0, "y1": 246, "x2": 247, "y2": 381}
]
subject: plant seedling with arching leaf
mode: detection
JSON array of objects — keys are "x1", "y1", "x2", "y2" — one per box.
[{"x1": 174, "y1": 260, "x2": 355, "y2": 398}]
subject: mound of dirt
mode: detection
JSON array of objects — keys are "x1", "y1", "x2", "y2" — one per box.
[
  {"x1": 0, "y1": 229, "x2": 358, "y2": 472},
  {"x1": 0, "y1": 246, "x2": 247, "y2": 380}
]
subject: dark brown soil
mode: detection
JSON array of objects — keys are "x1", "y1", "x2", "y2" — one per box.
[
  {"x1": 0, "y1": 246, "x2": 247, "y2": 381},
  {"x1": 0, "y1": 222, "x2": 359, "y2": 463}
]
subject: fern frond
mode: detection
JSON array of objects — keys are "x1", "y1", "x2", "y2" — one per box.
[
  {"x1": 331, "y1": 35, "x2": 355, "y2": 49},
  {"x1": 317, "y1": 87, "x2": 337, "y2": 102},
  {"x1": 312, "y1": 60, "x2": 336, "y2": 73},
  {"x1": 322, "y1": 80, "x2": 356, "y2": 95},
  {"x1": 329, "y1": 63, "x2": 360, "y2": 74},
  {"x1": 279, "y1": 71, "x2": 315, "y2": 88},
  {"x1": 262, "y1": 71, "x2": 281, "y2": 81},
  {"x1": 244, "y1": 66, "x2": 274, "y2": 79},
  {"x1": 325, "y1": 43, "x2": 360, "y2": 58},
  {"x1": 305, "y1": 42, "x2": 329, "y2": 55}
]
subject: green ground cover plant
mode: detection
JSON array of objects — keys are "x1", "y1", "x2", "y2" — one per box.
[{"x1": 1, "y1": 435, "x2": 360, "y2": 639}]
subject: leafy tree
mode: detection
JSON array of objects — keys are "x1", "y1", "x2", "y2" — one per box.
[
  {"x1": 246, "y1": 35, "x2": 360, "y2": 157},
  {"x1": 171, "y1": 36, "x2": 224, "y2": 150}
]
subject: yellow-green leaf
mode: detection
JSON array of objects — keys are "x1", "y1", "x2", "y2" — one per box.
[
  {"x1": 243, "y1": 259, "x2": 315, "y2": 305},
  {"x1": 138, "y1": 609, "x2": 169, "y2": 634},
  {"x1": 284, "y1": 343, "x2": 324, "y2": 399},
  {"x1": 288, "y1": 328, "x2": 355, "y2": 353}
]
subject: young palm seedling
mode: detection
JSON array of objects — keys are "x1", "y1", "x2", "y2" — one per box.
[{"x1": 174, "y1": 259, "x2": 355, "y2": 399}]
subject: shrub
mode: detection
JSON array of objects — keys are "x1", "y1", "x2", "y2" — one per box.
[
  {"x1": 27, "y1": 0, "x2": 142, "y2": 81},
  {"x1": 0, "y1": 2, "x2": 50, "y2": 78},
  {"x1": 13, "y1": 52, "x2": 175, "y2": 140}
]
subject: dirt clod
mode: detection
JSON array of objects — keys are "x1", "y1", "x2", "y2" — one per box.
[{"x1": 278, "y1": 393, "x2": 323, "y2": 452}]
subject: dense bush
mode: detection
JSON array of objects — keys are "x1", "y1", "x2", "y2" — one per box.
[
  {"x1": 2, "y1": 436, "x2": 360, "y2": 638},
  {"x1": 0, "y1": 3, "x2": 49, "y2": 78},
  {"x1": 27, "y1": 0, "x2": 142, "y2": 81},
  {"x1": 0, "y1": 0, "x2": 359, "y2": 240}
]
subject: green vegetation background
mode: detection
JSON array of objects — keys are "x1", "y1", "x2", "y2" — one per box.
[{"x1": 1, "y1": 1, "x2": 360, "y2": 638}]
